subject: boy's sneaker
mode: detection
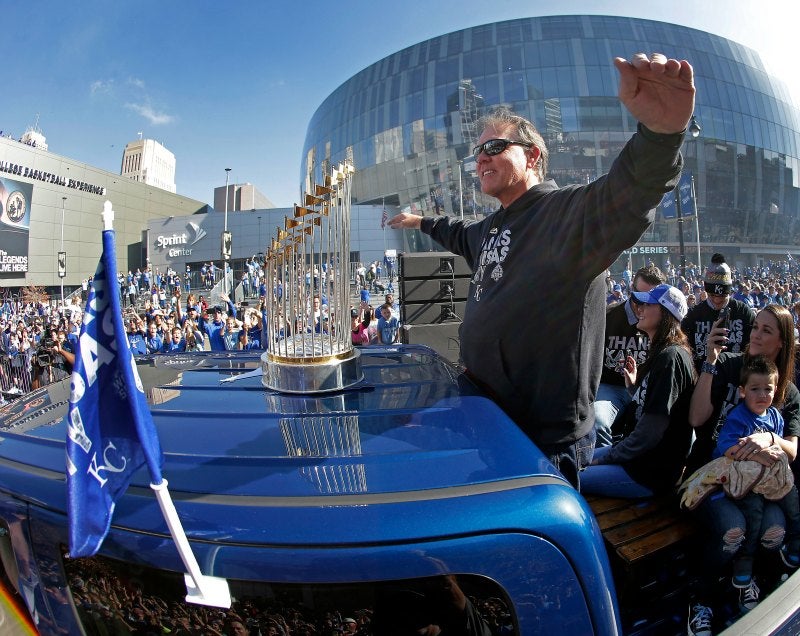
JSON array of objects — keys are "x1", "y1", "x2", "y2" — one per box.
[
  {"x1": 731, "y1": 555, "x2": 754, "y2": 588},
  {"x1": 687, "y1": 603, "x2": 713, "y2": 636},
  {"x1": 780, "y1": 544, "x2": 800, "y2": 568},
  {"x1": 738, "y1": 580, "x2": 760, "y2": 613}
]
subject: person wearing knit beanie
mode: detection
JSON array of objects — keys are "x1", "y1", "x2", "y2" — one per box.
[{"x1": 681, "y1": 253, "x2": 756, "y2": 370}]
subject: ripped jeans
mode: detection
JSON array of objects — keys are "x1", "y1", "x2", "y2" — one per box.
[{"x1": 693, "y1": 489, "x2": 786, "y2": 572}]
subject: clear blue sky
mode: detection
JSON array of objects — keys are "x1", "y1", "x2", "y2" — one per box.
[{"x1": 2, "y1": 0, "x2": 796, "y2": 209}]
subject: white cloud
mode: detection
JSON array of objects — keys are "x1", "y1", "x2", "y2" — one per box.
[
  {"x1": 125, "y1": 102, "x2": 175, "y2": 125},
  {"x1": 127, "y1": 77, "x2": 146, "y2": 90},
  {"x1": 90, "y1": 79, "x2": 114, "y2": 95}
]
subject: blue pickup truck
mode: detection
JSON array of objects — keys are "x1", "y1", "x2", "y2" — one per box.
[{"x1": 1, "y1": 345, "x2": 799, "y2": 634}]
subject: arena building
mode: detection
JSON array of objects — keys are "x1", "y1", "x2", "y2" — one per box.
[{"x1": 302, "y1": 15, "x2": 800, "y2": 271}]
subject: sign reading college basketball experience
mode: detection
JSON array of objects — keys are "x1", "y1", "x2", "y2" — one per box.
[{"x1": 0, "y1": 177, "x2": 33, "y2": 275}]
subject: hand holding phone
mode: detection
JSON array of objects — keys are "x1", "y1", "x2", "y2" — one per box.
[
  {"x1": 715, "y1": 306, "x2": 731, "y2": 347},
  {"x1": 717, "y1": 306, "x2": 731, "y2": 330}
]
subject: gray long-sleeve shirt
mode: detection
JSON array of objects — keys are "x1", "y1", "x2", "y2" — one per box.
[{"x1": 421, "y1": 124, "x2": 684, "y2": 446}]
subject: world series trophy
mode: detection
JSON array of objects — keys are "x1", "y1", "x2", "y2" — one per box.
[{"x1": 261, "y1": 162, "x2": 363, "y2": 393}]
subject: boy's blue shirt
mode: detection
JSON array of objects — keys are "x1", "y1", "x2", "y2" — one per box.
[{"x1": 714, "y1": 401, "x2": 784, "y2": 458}]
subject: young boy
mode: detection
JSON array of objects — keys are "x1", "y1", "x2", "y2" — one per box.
[
  {"x1": 377, "y1": 303, "x2": 400, "y2": 344},
  {"x1": 714, "y1": 355, "x2": 800, "y2": 605}
]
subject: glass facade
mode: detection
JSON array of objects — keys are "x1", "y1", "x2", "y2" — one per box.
[{"x1": 302, "y1": 15, "x2": 800, "y2": 261}]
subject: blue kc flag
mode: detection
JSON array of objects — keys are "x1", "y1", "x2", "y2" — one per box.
[{"x1": 66, "y1": 222, "x2": 163, "y2": 558}]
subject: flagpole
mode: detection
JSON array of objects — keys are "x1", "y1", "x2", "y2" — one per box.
[
  {"x1": 151, "y1": 480, "x2": 232, "y2": 608},
  {"x1": 691, "y1": 175, "x2": 701, "y2": 270},
  {"x1": 382, "y1": 198, "x2": 387, "y2": 252},
  {"x1": 103, "y1": 201, "x2": 231, "y2": 608}
]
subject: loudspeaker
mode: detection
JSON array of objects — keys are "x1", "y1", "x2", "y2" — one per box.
[
  {"x1": 399, "y1": 252, "x2": 471, "y2": 325},
  {"x1": 401, "y1": 323, "x2": 461, "y2": 364},
  {"x1": 399, "y1": 252, "x2": 472, "y2": 279},
  {"x1": 402, "y1": 301, "x2": 465, "y2": 325},
  {"x1": 401, "y1": 277, "x2": 472, "y2": 303}
]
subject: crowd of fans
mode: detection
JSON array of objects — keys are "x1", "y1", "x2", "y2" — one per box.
[
  {"x1": 65, "y1": 556, "x2": 512, "y2": 635},
  {"x1": 0, "y1": 264, "x2": 405, "y2": 400},
  {"x1": 606, "y1": 256, "x2": 800, "y2": 316},
  {"x1": 5, "y1": 256, "x2": 800, "y2": 400},
  {"x1": 0, "y1": 294, "x2": 82, "y2": 399}
]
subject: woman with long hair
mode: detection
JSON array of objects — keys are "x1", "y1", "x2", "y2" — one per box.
[
  {"x1": 686, "y1": 303, "x2": 799, "y2": 625},
  {"x1": 582, "y1": 284, "x2": 696, "y2": 498},
  {"x1": 688, "y1": 303, "x2": 797, "y2": 472}
]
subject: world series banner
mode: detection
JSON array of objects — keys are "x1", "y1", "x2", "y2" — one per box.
[{"x1": 0, "y1": 177, "x2": 32, "y2": 276}]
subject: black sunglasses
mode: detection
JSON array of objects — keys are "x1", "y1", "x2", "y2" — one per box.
[{"x1": 472, "y1": 138, "x2": 532, "y2": 157}]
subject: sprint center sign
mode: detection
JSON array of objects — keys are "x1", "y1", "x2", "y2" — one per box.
[{"x1": 154, "y1": 220, "x2": 207, "y2": 259}]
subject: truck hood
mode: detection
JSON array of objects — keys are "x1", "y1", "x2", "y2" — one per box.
[{"x1": 0, "y1": 346, "x2": 561, "y2": 505}]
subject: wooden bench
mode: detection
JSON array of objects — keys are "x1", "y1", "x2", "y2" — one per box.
[
  {"x1": 586, "y1": 495, "x2": 697, "y2": 567},
  {"x1": 587, "y1": 496, "x2": 701, "y2": 632}
]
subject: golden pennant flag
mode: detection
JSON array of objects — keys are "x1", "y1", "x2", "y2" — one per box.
[
  {"x1": 304, "y1": 193, "x2": 325, "y2": 207},
  {"x1": 295, "y1": 204, "x2": 315, "y2": 217}
]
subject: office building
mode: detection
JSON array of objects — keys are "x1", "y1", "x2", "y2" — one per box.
[
  {"x1": 213, "y1": 182, "x2": 275, "y2": 212},
  {"x1": 121, "y1": 137, "x2": 176, "y2": 193}
]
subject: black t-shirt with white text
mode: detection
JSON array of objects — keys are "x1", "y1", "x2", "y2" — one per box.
[
  {"x1": 615, "y1": 345, "x2": 695, "y2": 493},
  {"x1": 681, "y1": 298, "x2": 755, "y2": 370},
  {"x1": 599, "y1": 300, "x2": 648, "y2": 387}
]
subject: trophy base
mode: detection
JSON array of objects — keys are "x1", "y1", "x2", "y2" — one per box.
[{"x1": 261, "y1": 346, "x2": 363, "y2": 394}]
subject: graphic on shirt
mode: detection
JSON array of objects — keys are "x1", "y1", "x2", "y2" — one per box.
[
  {"x1": 472, "y1": 228, "x2": 511, "y2": 297},
  {"x1": 692, "y1": 317, "x2": 746, "y2": 360},
  {"x1": 712, "y1": 381, "x2": 742, "y2": 441},
  {"x1": 603, "y1": 334, "x2": 647, "y2": 371},
  {"x1": 632, "y1": 373, "x2": 649, "y2": 422}
]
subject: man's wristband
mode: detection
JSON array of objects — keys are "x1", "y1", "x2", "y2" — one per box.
[
  {"x1": 770, "y1": 431, "x2": 776, "y2": 446},
  {"x1": 701, "y1": 361, "x2": 718, "y2": 376}
]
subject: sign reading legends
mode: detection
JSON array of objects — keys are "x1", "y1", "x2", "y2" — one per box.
[{"x1": 0, "y1": 177, "x2": 33, "y2": 275}]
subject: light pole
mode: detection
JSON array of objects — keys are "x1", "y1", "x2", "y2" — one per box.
[
  {"x1": 689, "y1": 117, "x2": 702, "y2": 270},
  {"x1": 456, "y1": 160, "x2": 464, "y2": 220},
  {"x1": 675, "y1": 186, "x2": 687, "y2": 279},
  {"x1": 673, "y1": 116, "x2": 703, "y2": 280},
  {"x1": 59, "y1": 196, "x2": 67, "y2": 309},
  {"x1": 222, "y1": 167, "x2": 231, "y2": 295}
]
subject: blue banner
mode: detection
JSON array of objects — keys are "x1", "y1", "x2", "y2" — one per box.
[
  {"x1": 659, "y1": 172, "x2": 695, "y2": 220},
  {"x1": 660, "y1": 188, "x2": 677, "y2": 219},
  {"x1": 677, "y1": 172, "x2": 696, "y2": 218},
  {"x1": 66, "y1": 228, "x2": 163, "y2": 558}
]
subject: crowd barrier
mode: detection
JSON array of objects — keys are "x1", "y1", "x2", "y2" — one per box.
[{"x1": 0, "y1": 352, "x2": 33, "y2": 401}]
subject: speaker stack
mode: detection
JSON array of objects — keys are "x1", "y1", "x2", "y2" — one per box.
[{"x1": 398, "y1": 252, "x2": 470, "y2": 364}]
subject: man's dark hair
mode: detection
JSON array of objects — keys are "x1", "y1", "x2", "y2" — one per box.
[
  {"x1": 478, "y1": 107, "x2": 549, "y2": 180},
  {"x1": 633, "y1": 264, "x2": 666, "y2": 289}
]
